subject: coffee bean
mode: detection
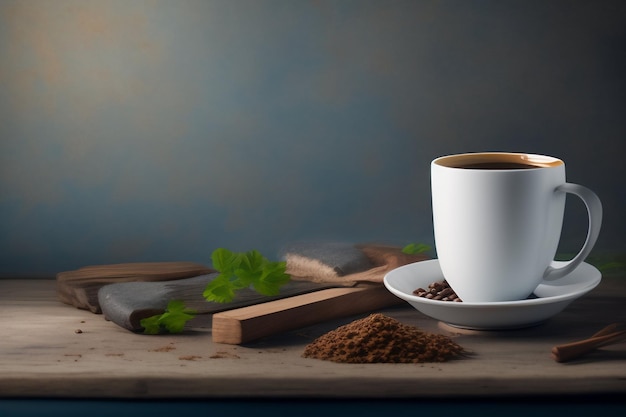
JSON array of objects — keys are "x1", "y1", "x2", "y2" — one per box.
[
  {"x1": 439, "y1": 288, "x2": 454, "y2": 297},
  {"x1": 414, "y1": 280, "x2": 462, "y2": 302}
]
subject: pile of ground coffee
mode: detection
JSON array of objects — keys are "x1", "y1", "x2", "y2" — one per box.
[{"x1": 302, "y1": 313, "x2": 464, "y2": 363}]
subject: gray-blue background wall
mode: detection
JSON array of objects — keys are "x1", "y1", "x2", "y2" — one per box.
[{"x1": 1, "y1": 0, "x2": 624, "y2": 277}]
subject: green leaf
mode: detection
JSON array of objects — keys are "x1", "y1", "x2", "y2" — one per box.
[
  {"x1": 203, "y1": 274, "x2": 237, "y2": 303},
  {"x1": 140, "y1": 315, "x2": 163, "y2": 335},
  {"x1": 252, "y1": 261, "x2": 290, "y2": 296},
  {"x1": 233, "y1": 250, "x2": 264, "y2": 287},
  {"x1": 244, "y1": 249, "x2": 265, "y2": 270},
  {"x1": 211, "y1": 248, "x2": 242, "y2": 275},
  {"x1": 160, "y1": 312, "x2": 195, "y2": 334},
  {"x1": 402, "y1": 243, "x2": 431, "y2": 255},
  {"x1": 204, "y1": 248, "x2": 290, "y2": 303},
  {"x1": 139, "y1": 300, "x2": 197, "y2": 335}
]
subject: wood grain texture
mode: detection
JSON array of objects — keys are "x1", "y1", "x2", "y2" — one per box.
[
  {"x1": 97, "y1": 275, "x2": 345, "y2": 332},
  {"x1": 212, "y1": 285, "x2": 403, "y2": 344},
  {"x1": 56, "y1": 262, "x2": 214, "y2": 313},
  {"x1": 2, "y1": 278, "x2": 626, "y2": 400}
]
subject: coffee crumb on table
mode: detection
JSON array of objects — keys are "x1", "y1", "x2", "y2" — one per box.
[
  {"x1": 209, "y1": 351, "x2": 241, "y2": 359},
  {"x1": 150, "y1": 344, "x2": 176, "y2": 352},
  {"x1": 179, "y1": 355, "x2": 202, "y2": 361},
  {"x1": 302, "y1": 313, "x2": 464, "y2": 363}
]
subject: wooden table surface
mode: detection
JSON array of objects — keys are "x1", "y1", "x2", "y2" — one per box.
[{"x1": 1, "y1": 276, "x2": 625, "y2": 400}]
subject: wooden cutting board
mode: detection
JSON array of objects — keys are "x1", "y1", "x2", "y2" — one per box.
[
  {"x1": 97, "y1": 275, "x2": 352, "y2": 332},
  {"x1": 212, "y1": 284, "x2": 404, "y2": 344},
  {"x1": 56, "y1": 262, "x2": 214, "y2": 313}
]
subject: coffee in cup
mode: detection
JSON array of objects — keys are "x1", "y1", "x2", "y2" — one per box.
[{"x1": 431, "y1": 152, "x2": 602, "y2": 303}]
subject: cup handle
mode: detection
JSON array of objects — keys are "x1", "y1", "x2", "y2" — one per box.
[{"x1": 543, "y1": 183, "x2": 603, "y2": 281}]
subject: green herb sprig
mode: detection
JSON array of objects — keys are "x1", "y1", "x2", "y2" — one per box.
[
  {"x1": 140, "y1": 300, "x2": 197, "y2": 335},
  {"x1": 402, "y1": 242, "x2": 431, "y2": 255},
  {"x1": 203, "y1": 248, "x2": 290, "y2": 303},
  {"x1": 140, "y1": 248, "x2": 290, "y2": 334}
]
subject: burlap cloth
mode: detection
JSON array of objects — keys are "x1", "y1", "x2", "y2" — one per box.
[{"x1": 279, "y1": 241, "x2": 429, "y2": 286}]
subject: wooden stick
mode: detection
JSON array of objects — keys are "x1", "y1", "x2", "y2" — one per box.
[
  {"x1": 211, "y1": 285, "x2": 403, "y2": 344},
  {"x1": 551, "y1": 323, "x2": 626, "y2": 362},
  {"x1": 589, "y1": 322, "x2": 623, "y2": 338}
]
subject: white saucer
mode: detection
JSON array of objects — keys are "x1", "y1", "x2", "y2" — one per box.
[{"x1": 383, "y1": 259, "x2": 601, "y2": 330}]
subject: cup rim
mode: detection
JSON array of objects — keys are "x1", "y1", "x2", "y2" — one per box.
[{"x1": 432, "y1": 152, "x2": 563, "y2": 169}]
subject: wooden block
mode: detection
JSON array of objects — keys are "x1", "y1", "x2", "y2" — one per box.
[{"x1": 212, "y1": 285, "x2": 403, "y2": 344}]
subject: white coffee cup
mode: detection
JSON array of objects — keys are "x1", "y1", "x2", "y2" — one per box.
[{"x1": 431, "y1": 152, "x2": 602, "y2": 303}]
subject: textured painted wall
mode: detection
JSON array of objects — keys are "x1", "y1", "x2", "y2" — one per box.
[{"x1": 1, "y1": 0, "x2": 624, "y2": 276}]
